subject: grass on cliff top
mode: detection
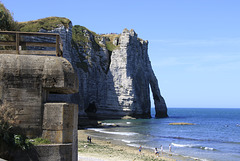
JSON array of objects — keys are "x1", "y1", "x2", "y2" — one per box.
[
  {"x1": 1, "y1": 2, "x2": 70, "y2": 32},
  {"x1": 72, "y1": 25, "x2": 119, "y2": 52},
  {"x1": 72, "y1": 25, "x2": 100, "y2": 45},
  {"x1": 103, "y1": 34, "x2": 120, "y2": 52},
  {"x1": 102, "y1": 33, "x2": 120, "y2": 41},
  {"x1": 72, "y1": 25, "x2": 92, "y2": 44},
  {"x1": 105, "y1": 41, "x2": 117, "y2": 52},
  {"x1": 18, "y1": 17, "x2": 71, "y2": 32}
]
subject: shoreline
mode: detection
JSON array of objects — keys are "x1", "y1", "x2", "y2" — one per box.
[{"x1": 78, "y1": 129, "x2": 185, "y2": 161}]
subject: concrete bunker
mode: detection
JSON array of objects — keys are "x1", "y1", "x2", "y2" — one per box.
[{"x1": 0, "y1": 54, "x2": 79, "y2": 161}]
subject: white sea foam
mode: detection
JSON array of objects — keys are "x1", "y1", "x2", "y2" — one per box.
[
  {"x1": 127, "y1": 143, "x2": 140, "y2": 148},
  {"x1": 121, "y1": 139, "x2": 148, "y2": 144},
  {"x1": 172, "y1": 143, "x2": 215, "y2": 151},
  {"x1": 127, "y1": 143, "x2": 210, "y2": 161},
  {"x1": 122, "y1": 139, "x2": 132, "y2": 143},
  {"x1": 200, "y1": 146, "x2": 215, "y2": 151},
  {"x1": 127, "y1": 144, "x2": 156, "y2": 151},
  {"x1": 87, "y1": 128, "x2": 104, "y2": 132},
  {"x1": 88, "y1": 128, "x2": 138, "y2": 136},
  {"x1": 184, "y1": 155, "x2": 208, "y2": 161},
  {"x1": 102, "y1": 131, "x2": 138, "y2": 136},
  {"x1": 172, "y1": 143, "x2": 194, "y2": 148},
  {"x1": 135, "y1": 139, "x2": 148, "y2": 143},
  {"x1": 101, "y1": 123, "x2": 116, "y2": 126},
  {"x1": 126, "y1": 122, "x2": 131, "y2": 124}
]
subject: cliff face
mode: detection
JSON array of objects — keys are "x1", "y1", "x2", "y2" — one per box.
[
  {"x1": 101, "y1": 29, "x2": 153, "y2": 118},
  {"x1": 18, "y1": 17, "x2": 168, "y2": 120},
  {"x1": 69, "y1": 26, "x2": 168, "y2": 119}
]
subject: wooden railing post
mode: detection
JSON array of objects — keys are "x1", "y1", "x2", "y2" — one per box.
[
  {"x1": 16, "y1": 33, "x2": 20, "y2": 54},
  {"x1": 56, "y1": 35, "x2": 59, "y2": 56}
]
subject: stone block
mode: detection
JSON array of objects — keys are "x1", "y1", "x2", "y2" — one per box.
[
  {"x1": 42, "y1": 130, "x2": 73, "y2": 143},
  {"x1": 13, "y1": 144, "x2": 73, "y2": 161},
  {"x1": 42, "y1": 103, "x2": 78, "y2": 143},
  {"x1": 33, "y1": 144, "x2": 73, "y2": 161}
]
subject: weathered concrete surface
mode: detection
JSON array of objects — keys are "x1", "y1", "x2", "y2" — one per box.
[
  {"x1": 0, "y1": 54, "x2": 78, "y2": 137},
  {"x1": 0, "y1": 54, "x2": 79, "y2": 161},
  {"x1": 3, "y1": 144, "x2": 73, "y2": 161},
  {"x1": 33, "y1": 144, "x2": 73, "y2": 161},
  {"x1": 42, "y1": 103, "x2": 78, "y2": 161},
  {"x1": 42, "y1": 103, "x2": 76, "y2": 142}
]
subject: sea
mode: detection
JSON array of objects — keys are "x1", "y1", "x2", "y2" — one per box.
[{"x1": 86, "y1": 108, "x2": 240, "y2": 161}]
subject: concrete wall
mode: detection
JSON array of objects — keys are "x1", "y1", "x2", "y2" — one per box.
[
  {"x1": 0, "y1": 54, "x2": 79, "y2": 161},
  {"x1": 42, "y1": 103, "x2": 78, "y2": 161}
]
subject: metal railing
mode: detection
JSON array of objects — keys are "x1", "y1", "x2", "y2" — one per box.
[{"x1": 0, "y1": 31, "x2": 63, "y2": 57}]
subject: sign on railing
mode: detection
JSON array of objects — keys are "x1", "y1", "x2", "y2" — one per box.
[{"x1": 0, "y1": 31, "x2": 63, "y2": 57}]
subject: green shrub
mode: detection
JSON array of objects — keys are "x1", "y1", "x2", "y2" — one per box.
[
  {"x1": 0, "y1": 102, "x2": 31, "y2": 151},
  {"x1": 0, "y1": 2, "x2": 19, "y2": 31},
  {"x1": 105, "y1": 41, "x2": 117, "y2": 52},
  {"x1": 72, "y1": 25, "x2": 120, "y2": 54},
  {"x1": 0, "y1": 119, "x2": 32, "y2": 159},
  {"x1": 72, "y1": 25, "x2": 90, "y2": 45},
  {"x1": 0, "y1": 102, "x2": 51, "y2": 160},
  {"x1": 28, "y1": 137, "x2": 51, "y2": 146}
]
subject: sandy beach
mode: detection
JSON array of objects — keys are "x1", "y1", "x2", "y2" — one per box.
[{"x1": 78, "y1": 130, "x2": 176, "y2": 161}]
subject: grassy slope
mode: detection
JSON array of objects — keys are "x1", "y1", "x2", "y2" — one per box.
[
  {"x1": 72, "y1": 25, "x2": 120, "y2": 52},
  {"x1": 18, "y1": 17, "x2": 71, "y2": 32}
]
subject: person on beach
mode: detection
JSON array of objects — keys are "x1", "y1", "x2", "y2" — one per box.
[
  {"x1": 160, "y1": 145, "x2": 163, "y2": 155},
  {"x1": 154, "y1": 148, "x2": 159, "y2": 157},
  {"x1": 87, "y1": 136, "x2": 92, "y2": 143},
  {"x1": 169, "y1": 144, "x2": 172, "y2": 152},
  {"x1": 139, "y1": 145, "x2": 142, "y2": 153}
]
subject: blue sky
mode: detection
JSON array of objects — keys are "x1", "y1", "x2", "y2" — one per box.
[{"x1": 2, "y1": 0, "x2": 240, "y2": 108}]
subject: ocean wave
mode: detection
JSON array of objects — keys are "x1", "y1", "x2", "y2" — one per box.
[
  {"x1": 122, "y1": 139, "x2": 132, "y2": 143},
  {"x1": 200, "y1": 146, "x2": 215, "y2": 151},
  {"x1": 127, "y1": 143, "x2": 211, "y2": 161},
  {"x1": 88, "y1": 128, "x2": 138, "y2": 136},
  {"x1": 183, "y1": 155, "x2": 210, "y2": 161},
  {"x1": 127, "y1": 143, "x2": 140, "y2": 148},
  {"x1": 121, "y1": 139, "x2": 148, "y2": 144},
  {"x1": 87, "y1": 128, "x2": 104, "y2": 132},
  {"x1": 159, "y1": 135, "x2": 233, "y2": 145},
  {"x1": 127, "y1": 143, "x2": 154, "y2": 150},
  {"x1": 135, "y1": 139, "x2": 148, "y2": 143},
  {"x1": 156, "y1": 135, "x2": 205, "y2": 142},
  {"x1": 172, "y1": 143, "x2": 216, "y2": 151},
  {"x1": 172, "y1": 143, "x2": 192, "y2": 147},
  {"x1": 101, "y1": 123, "x2": 117, "y2": 126}
]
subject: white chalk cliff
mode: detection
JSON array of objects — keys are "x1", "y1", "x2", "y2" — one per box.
[{"x1": 31, "y1": 19, "x2": 168, "y2": 121}]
